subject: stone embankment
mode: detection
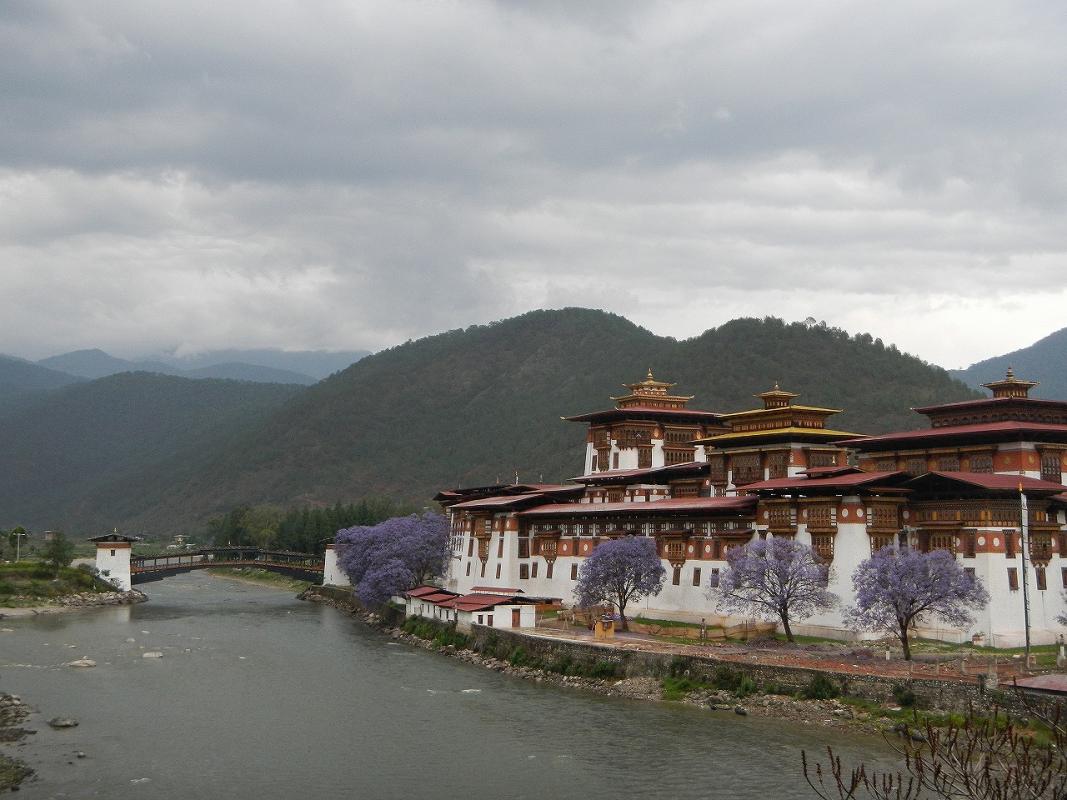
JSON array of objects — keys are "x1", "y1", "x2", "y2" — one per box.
[
  {"x1": 299, "y1": 587, "x2": 928, "y2": 734},
  {"x1": 0, "y1": 694, "x2": 34, "y2": 791},
  {"x1": 1, "y1": 589, "x2": 147, "y2": 617}
]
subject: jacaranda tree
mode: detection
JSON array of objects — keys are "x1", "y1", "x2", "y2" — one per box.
[
  {"x1": 714, "y1": 537, "x2": 836, "y2": 643},
  {"x1": 336, "y1": 512, "x2": 450, "y2": 607},
  {"x1": 846, "y1": 545, "x2": 989, "y2": 660},
  {"x1": 574, "y1": 535, "x2": 666, "y2": 631}
]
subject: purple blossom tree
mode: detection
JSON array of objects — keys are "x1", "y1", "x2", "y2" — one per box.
[
  {"x1": 714, "y1": 537, "x2": 836, "y2": 643},
  {"x1": 846, "y1": 546, "x2": 989, "y2": 660},
  {"x1": 335, "y1": 512, "x2": 450, "y2": 607},
  {"x1": 574, "y1": 536, "x2": 666, "y2": 631}
]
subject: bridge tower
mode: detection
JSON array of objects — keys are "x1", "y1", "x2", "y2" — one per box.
[
  {"x1": 88, "y1": 533, "x2": 141, "y2": 591},
  {"x1": 322, "y1": 541, "x2": 350, "y2": 587}
]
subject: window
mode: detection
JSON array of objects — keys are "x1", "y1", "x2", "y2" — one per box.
[
  {"x1": 467, "y1": 538, "x2": 474, "y2": 557},
  {"x1": 612, "y1": 452, "x2": 620, "y2": 469},
  {"x1": 571, "y1": 564, "x2": 578, "y2": 580},
  {"x1": 546, "y1": 562, "x2": 554, "y2": 579},
  {"x1": 811, "y1": 534, "x2": 835, "y2": 562},
  {"x1": 1005, "y1": 531, "x2": 1016, "y2": 559},
  {"x1": 487, "y1": 615, "x2": 494, "y2": 626},
  {"x1": 692, "y1": 567, "x2": 702, "y2": 587},
  {"x1": 519, "y1": 564, "x2": 529, "y2": 580},
  {"x1": 1007, "y1": 567, "x2": 1019, "y2": 591},
  {"x1": 708, "y1": 568, "x2": 720, "y2": 589},
  {"x1": 970, "y1": 454, "x2": 993, "y2": 473},
  {"x1": 480, "y1": 562, "x2": 486, "y2": 578},
  {"x1": 1041, "y1": 452, "x2": 1062, "y2": 484},
  {"x1": 937, "y1": 455, "x2": 960, "y2": 471},
  {"x1": 1036, "y1": 567, "x2": 1047, "y2": 591},
  {"x1": 1062, "y1": 567, "x2": 1067, "y2": 588},
  {"x1": 531, "y1": 562, "x2": 538, "y2": 579},
  {"x1": 477, "y1": 614, "x2": 483, "y2": 625},
  {"x1": 466, "y1": 562, "x2": 471, "y2": 576},
  {"x1": 672, "y1": 566, "x2": 681, "y2": 586},
  {"x1": 638, "y1": 448, "x2": 653, "y2": 468},
  {"x1": 905, "y1": 457, "x2": 927, "y2": 475},
  {"x1": 110, "y1": 549, "x2": 116, "y2": 557},
  {"x1": 495, "y1": 564, "x2": 501, "y2": 579},
  {"x1": 518, "y1": 537, "x2": 530, "y2": 559},
  {"x1": 497, "y1": 537, "x2": 504, "y2": 558}
]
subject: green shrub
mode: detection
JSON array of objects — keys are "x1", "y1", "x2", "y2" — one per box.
[
  {"x1": 585, "y1": 660, "x2": 622, "y2": 680},
  {"x1": 546, "y1": 654, "x2": 574, "y2": 675},
  {"x1": 662, "y1": 675, "x2": 706, "y2": 700},
  {"x1": 0, "y1": 580, "x2": 14, "y2": 595},
  {"x1": 802, "y1": 673, "x2": 841, "y2": 700},
  {"x1": 711, "y1": 666, "x2": 745, "y2": 692},
  {"x1": 892, "y1": 683, "x2": 919, "y2": 708}
]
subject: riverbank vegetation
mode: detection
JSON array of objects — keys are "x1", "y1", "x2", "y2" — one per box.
[{"x1": 0, "y1": 562, "x2": 113, "y2": 606}]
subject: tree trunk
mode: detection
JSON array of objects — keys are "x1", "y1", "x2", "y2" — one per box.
[
  {"x1": 781, "y1": 611, "x2": 794, "y2": 643},
  {"x1": 618, "y1": 598, "x2": 628, "y2": 631},
  {"x1": 899, "y1": 619, "x2": 912, "y2": 660}
]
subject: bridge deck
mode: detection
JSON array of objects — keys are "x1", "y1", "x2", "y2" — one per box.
[{"x1": 130, "y1": 548, "x2": 324, "y2": 584}]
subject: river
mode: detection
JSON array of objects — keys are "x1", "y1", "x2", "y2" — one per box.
[{"x1": 1, "y1": 573, "x2": 889, "y2": 799}]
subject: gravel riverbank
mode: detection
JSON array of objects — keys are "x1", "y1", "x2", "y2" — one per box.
[{"x1": 0, "y1": 589, "x2": 148, "y2": 618}]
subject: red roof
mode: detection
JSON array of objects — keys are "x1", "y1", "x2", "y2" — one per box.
[
  {"x1": 443, "y1": 593, "x2": 533, "y2": 612},
  {"x1": 913, "y1": 396, "x2": 1067, "y2": 414},
  {"x1": 517, "y1": 496, "x2": 756, "y2": 517},
  {"x1": 405, "y1": 585, "x2": 454, "y2": 599},
  {"x1": 563, "y1": 407, "x2": 724, "y2": 423},
  {"x1": 840, "y1": 420, "x2": 1067, "y2": 448},
  {"x1": 572, "y1": 461, "x2": 708, "y2": 484},
  {"x1": 448, "y1": 492, "x2": 588, "y2": 509},
  {"x1": 904, "y1": 471, "x2": 1067, "y2": 494},
  {"x1": 743, "y1": 471, "x2": 906, "y2": 492}
]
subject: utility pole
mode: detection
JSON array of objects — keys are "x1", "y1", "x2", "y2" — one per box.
[
  {"x1": 14, "y1": 529, "x2": 26, "y2": 562},
  {"x1": 1019, "y1": 485, "x2": 1032, "y2": 668}
]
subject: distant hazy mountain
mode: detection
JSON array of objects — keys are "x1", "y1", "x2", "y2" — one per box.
[
  {"x1": 0, "y1": 353, "x2": 83, "y2": 402},
  {"x1": 0, "y1": 373, "x2": 304, "y2": 533},
  {"x1": 950, "y1": 326, "x2": 1067, "y2": 400},
  {"x1": 154, "y1": 348, "x2": 370, "y2": 380},
  {"x1": 37, "y1": 348, "x2": 172, "y2": 379},
  {"x1": 35, "y1": 347, "x2": 369, "y2": 384}
]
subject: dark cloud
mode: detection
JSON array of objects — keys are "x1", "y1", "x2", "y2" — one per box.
[{"x1": 1, "y1": 1, "x2": 1065, "y2": 365}]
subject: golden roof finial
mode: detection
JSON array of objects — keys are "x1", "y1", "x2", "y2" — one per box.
[
  {"x1": 1006, "y1": 365, "x2": 1015, "y2": 380},
  {"x1": 647, "y1": 367, "x2": 655, "y2": 381}
]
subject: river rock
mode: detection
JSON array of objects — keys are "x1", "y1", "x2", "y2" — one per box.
[
  {"x1": 734, "y1": 706, "x2": 748, "y2": 716},
  {"x1": 142, "y1": 651, "x2": 163, "y2": 659},
  {"x1": 64, "y1": 658, "x2": 97, "y2": 668},
  {"x1": 48, "y1": 717, "x2": 79, "y2": 729}
]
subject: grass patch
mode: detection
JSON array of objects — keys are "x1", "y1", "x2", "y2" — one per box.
[
  {"x1": 0, "y1": 562, "x2": 113, "y2": 604},
  {"x1": 633, "y1": 615, "x2": 708, "y2": 630},
  {"x1": 206, "y1": 567, "x2": 311, "y2": 591}
]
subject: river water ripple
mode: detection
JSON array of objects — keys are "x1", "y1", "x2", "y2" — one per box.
[{"x1": 0, "y1": 573, "x2": 889, "y2": 799}]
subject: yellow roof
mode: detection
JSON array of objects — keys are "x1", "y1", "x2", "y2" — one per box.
[
  {"x1": 718, "y1": 404, "x2": 842, "y2": 419},
  {"x1": 695, "y1": 427, "x2": 859, "y2": 444}
]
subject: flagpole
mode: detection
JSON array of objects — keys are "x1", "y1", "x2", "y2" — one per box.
[{"x1": 1019, "y1": 484, "x2": 1032, "y2": 668}]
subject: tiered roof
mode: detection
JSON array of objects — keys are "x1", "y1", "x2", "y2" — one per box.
[
  {"x1": 841, "y1": 369, "x2": 1067, "y2": 450},
  {"x1": 695, "y1": 383, "x2": 859, "y2": 447},
  {"x1": 563, "y1": 369, "x2": 724, "y2": 425}
]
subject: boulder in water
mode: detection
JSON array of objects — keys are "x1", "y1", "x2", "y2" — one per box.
[
  {"x1": 48, "y1": 717, "x2": 79, "y2": 729},
  {"x1": 64, "y1": 658, "x2": 97, "y2": 668}
]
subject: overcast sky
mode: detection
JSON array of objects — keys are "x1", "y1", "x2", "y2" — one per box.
[{"x1": 2, "y1": 1, "x2": 1065, "y2": 368}]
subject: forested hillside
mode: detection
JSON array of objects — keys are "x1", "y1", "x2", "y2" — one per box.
[
  {"x1": 951, "y1": 326, "x2": 1067, "y2": 399},
  {"x1": 2, "y1": 309, "x2": 978, "y2": 537},
  {"x1": 0, "y1": 373, "x2": 303, "y2": 533},
  {"x1": 142, "y1": 309, "x2": 976, "y2": 534}
]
